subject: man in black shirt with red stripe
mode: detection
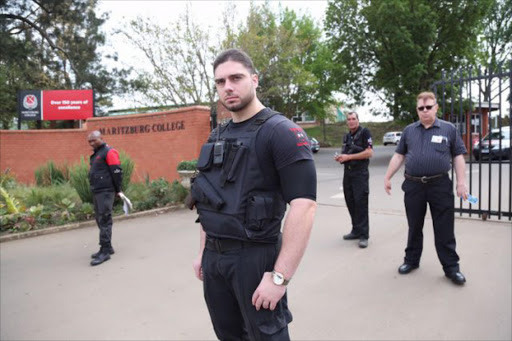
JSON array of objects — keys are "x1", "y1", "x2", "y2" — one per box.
[{"x1": 88, "y1": 131, "x2": 123, "y2": 266}]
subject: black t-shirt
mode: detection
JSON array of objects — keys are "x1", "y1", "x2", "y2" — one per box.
[{"x1": 223, "y1": 109, "x2": 316, "y2": 202}]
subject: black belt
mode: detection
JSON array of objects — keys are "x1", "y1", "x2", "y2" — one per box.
[
  {"x1": 405, "y1": 173, "x2": 446, "y2": 184},
  {"x1": 205, "y1": 237, "x2": 274, "y2": 253}
]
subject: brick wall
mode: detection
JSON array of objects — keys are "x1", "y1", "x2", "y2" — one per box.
[{"x1": 0, "y1": 106, "x2": 211, "y2": 184}]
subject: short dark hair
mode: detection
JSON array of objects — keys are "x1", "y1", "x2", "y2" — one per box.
[
  {"x1": 347, "y1": 111, "x2": 359, "y2": 120},
  {"x1": 213, "y1": 48, "x2": 256, "y2": 74}
]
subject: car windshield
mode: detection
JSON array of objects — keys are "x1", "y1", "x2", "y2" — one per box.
[{"x1": 484, "y1": 130, "x2": 510, "y2": 140}]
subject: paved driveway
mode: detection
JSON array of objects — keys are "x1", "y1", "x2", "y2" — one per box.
[{"x1": 1, "y1": 151, "x2": 511, "y2": 340}]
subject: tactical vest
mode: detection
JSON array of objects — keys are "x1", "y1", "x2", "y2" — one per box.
[
  {"x1": 342, "y1": 127, "x2": 369, "y2": 168},
  {"x1": 89, "y1": 143, "x2": 116, "y2": 193},
  {"x1": 191, "y1": 109, "x2": 287, "y2": 242}
]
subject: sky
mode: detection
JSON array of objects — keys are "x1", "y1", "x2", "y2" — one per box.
[
  {"x1": 97, "y1": 0, "x2": 329, "y2": 72},
  {"x1": 96, "y1": 0, "x2": 389, "y2": 122}
]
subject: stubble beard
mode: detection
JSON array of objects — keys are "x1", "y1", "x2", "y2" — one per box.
[{"x1": 221, "y1": 91, "x2": 255, "y2": 113}]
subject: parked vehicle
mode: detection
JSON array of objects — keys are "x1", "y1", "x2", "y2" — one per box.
[
  {"x1": 383, "y1": 131, "x2": 402, "y2": 146},
  {"x1": 472, "y1": 126, "x2": 511, "y2": 161},
  {"x1": 310, "y1": 137, "x2": 320, "y2": 153}
]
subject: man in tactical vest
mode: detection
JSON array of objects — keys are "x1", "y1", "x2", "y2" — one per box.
[
  {"x1": 190, "y1": 49, "x2": 317, "y2": 340},
  {"x1": 334, "y1": 112, "x2": 373, "y2": 248},
  {"x1": 87, "y1": 131, "x2": 123, "y2": 266}
]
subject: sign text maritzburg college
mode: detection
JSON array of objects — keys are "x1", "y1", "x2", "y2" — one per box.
[{"x1": 99, "y1": 121, "x2": 185, "y2": 136}]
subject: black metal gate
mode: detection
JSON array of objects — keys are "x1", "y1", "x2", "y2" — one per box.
[{"x1": 432, "y1": 61, "x2": 511, "y2": 221}]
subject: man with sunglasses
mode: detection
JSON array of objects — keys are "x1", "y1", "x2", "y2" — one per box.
[{"x1": 384, "y1": 91, "x2": 468, "y2": 286}]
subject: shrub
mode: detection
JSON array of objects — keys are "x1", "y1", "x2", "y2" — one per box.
[
  {"x1": 0, "y1": 169, "x2": 18, "y2": 190},
  {"x1": 177, "y1": 159, "x2": 197, "y2": 171},
  {"x1": 149, "y1": 177, "x2": 171, "y2": 202},
  {"x1": 12, "y1": 183, "x2": 80, "y2": 209},
  {"x1": 34, "y1": 161, "x2": 68, "y2": 186},
  {"x1": 27, "y1": 204, "x2": 52, "y2": 227},
  {"x1": 0, "y1": 213, "x2": 19, "y2": 232},
  {"x1": 0, "y1": 186, "x2": 21, "y2": 214},
  {"x1": 69, "y1": 157, "x2": 93, "y2": 203},
  {"x1": 54, "y1": 198, "x2": 76, "y2": 222},
  {"x1": 169, "y1": 180, "x2": 188, "y2": 203},
  {"x1": 74, "y1": 202, "x2": 94, "y2": 221},
  {"x1": 125, "y1": 182, "x2": 150, "y2": 204},
  {"x1": 125, "y1": 177, "x2": 187, "y2": 211},
  {"x1": 119, "y1": 150, "x2": 135, "y2": 192}
]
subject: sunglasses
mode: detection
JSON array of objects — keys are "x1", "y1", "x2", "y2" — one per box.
[{"x1": 417, "y1": 105, "x2": 435, "y2": 111}]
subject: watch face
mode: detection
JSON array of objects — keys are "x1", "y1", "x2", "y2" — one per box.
[{"x1": 273, "y1": 272, "x2": 284, "y2": 285}]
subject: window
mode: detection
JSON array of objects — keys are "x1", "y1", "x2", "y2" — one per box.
[
  {"x1": 451, "y1": 115, "x2": 466, "y2": 134},
  {"x1": 470, "y1": 114, "x2": 481, "y2": 134}
]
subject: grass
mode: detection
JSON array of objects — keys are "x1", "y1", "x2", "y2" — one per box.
[{"x1": 305, "y1": 121, "x2": 408, "y2": 148}]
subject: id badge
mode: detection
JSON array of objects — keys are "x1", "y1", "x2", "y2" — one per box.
[{"x1": 431, "y1": 135, "x2": 443, "y2": 143}]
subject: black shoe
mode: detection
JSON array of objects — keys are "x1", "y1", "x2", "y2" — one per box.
[
  {"x1": 398, "y1": 263, "x2": 419, "y2": 274},
  {"x1": 445, "y1": 271, "x2": 466, "y2": 285},
  {"x1": 358, "y1": 238, "x2": 368, "y2": 248},
  {"x1": 343, "y1": 233, "x2": 360, "y2": 240},
  {"x1": 91, "y1": 247, "x2": 115, "y2": 259},
  {"x1": 90, "y1": 252, "x2": 111, "y2": 266}
]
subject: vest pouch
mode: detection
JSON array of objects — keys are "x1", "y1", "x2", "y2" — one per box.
[
  {"x1": 196, "y1": 143, "x2": 214, "y2": 171},
  {"x1": 245, "y1": 193, "x2": 275, "y2": 235},
  {"x1": 191, "y1": 174, "x2": 225, "y2": 210}
]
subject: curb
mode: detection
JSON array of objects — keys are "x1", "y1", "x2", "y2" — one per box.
[{"x1": 0, "y1": 204, "x2": 186, "y2": 243}]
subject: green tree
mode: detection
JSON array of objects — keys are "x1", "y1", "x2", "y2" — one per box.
[
  {"x1": 0, "y1": 0, "x2": 129, "y2": 129},
  {"x1": 121, "y1": 6, "x2": 218, "y2": 107},
  {"x1": 476, "y1": 0, "x2": 512, "y2": 102},
  {"x1": 325, "y1": 0, "x2": 492, "y2": 122},
  {"x1": 226, "y1": 3, "x2": 336, "y2": 120}
]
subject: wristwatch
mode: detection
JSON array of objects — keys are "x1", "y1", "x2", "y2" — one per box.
[{"x1": 272, "y1": 270, "x2": 290, "y2": 286}]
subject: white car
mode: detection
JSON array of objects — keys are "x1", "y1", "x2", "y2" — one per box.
[
  {"x1": 383, "y1": 131, "x2": 402, "y2": 146},
  {"x1": 310, "y1": 137, "x2": 320, "y2": 153}
]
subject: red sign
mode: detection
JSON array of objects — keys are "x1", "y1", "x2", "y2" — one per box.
[{"x1": 42, "y1": 90, "x2": 94, "y2": 120}]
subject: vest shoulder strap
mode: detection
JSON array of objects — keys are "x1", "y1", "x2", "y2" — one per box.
[
  {"x1": 353, "y1": 127, "x2": 365, "y2": 143},
  {"x1": 246, "y1": 108, "x2": 279, "y2": 132},
  {"x1": 343, "y1": 133, "x2": 349, "y2": 144},
  {"x1": 208, "y1": 121, "x2": 231, "y2": 142}
]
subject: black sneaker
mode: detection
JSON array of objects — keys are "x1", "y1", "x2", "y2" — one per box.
[{"x1": 358, "y1": 239, "x2": 368, "y2": 248}]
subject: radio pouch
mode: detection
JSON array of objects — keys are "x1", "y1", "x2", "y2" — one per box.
[{"x1": 197, "y1": 143, "x2": 214, "y2": 171}]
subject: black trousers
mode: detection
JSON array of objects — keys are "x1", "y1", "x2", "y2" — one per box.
[
  {"x1": 343, "y1": 168, "x2": 369, "y2": 239},
  {"x1": 401, "y1": 175, "x2": 460, "y2": 274},
  {"x1": 93, "y1": 191, "x2": 115, "y2": 247},
  {"x1": 202, "y1": 243, "x2": 292, "y2": 341}
]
